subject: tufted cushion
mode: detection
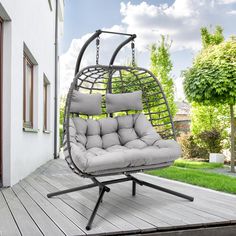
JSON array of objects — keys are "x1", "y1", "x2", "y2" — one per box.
[
  {"x1": 102, "y1": 133, "x2": 120, "y2": 149},
  {"x1": 70, "y1": 91, "x2": 102, "y2": 115},
  {"x1": 72, "y1": 117, "x2": 87, "y2": 146},
  {"x1": 73, "y1": 117, "x2": 87, "y2": 134},
  {"x1": 125, "y1": 139, "x2": 147, "y2": 149},
  {"x1": 118, "y1": 128, "x2": 139, "y2": 145},
  {"x1": 87, "y1": 119, "x2": 100, "y2": 135},
  {"x1": 117, "y1": 115, "x2": 134, "y2": 129},
  {"x1": 86, "y1": 135, "x2": 102, "y2": 149},
  {"x1": 71, "y1": 113, "x2": 160, "y2": 149},
  {"x1": 106, "y1": 91, "x2": 143, "y2": 113},
  {"x1": 99, "y1": 117, "x2": 118, "y2": 135},
  {"x1": 134, "y1": 113, "x2": 161, "y2": 145},
  {"x1": 69, "y1": 113, "x2": 181, "y2": 174}
]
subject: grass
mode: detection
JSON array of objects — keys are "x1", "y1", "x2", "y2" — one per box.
[
  {"x1": 173, "y1": 159, "x2": 224, "y2": 169},
  {"x1": 147, "y1": 159, "x2": 236, "y2": 194}
]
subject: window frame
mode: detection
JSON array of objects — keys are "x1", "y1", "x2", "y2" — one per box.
[
  {"x1": 23, "y1": 53, "x2": 34, "y2": 129},
  {"x1": 43, "y1": 78, "x2": 50, "y2": 131},
  {"x1": 0, "y1": 17, "x2": 3, "y2": 185},
  {"x1": 48, "y1": 0, "x2": 53, "y2": 11}
]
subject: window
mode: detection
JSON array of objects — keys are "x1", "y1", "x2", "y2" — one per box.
[
  {"x1": 23, "y1": 54, "x2": 34, "y2": 128},
  {"x1": 43, "y1": 76, "x2": 50, "y2": 131}
]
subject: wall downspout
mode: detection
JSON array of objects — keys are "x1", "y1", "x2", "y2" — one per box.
[{"x1": 54, "y1": 0, "x2": 59, "y2": 159}]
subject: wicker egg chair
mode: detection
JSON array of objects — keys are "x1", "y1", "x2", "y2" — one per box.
[{"x1": 47, "y1": 30, "x2": 193, "y2": 230}]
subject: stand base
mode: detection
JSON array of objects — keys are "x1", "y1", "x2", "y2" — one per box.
[{"x1": 47, "y1": 174, "x2": 194, "y2": 230}]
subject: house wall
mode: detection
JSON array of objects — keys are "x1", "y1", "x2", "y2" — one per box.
[{"x1": 0, "y1": 0, "x2": 63, "y2": 186}]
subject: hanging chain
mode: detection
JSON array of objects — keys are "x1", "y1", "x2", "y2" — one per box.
[
  {"x1": 131, "y1": 39, "x2": 135, "y2": 67},
  {"x1": 96, "y1": 36, "x2": 100, "y2": 65}
]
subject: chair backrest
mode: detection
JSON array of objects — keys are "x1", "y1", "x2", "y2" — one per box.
[{"x1": 67, "y1": 65, "x2": 175, "y2": 138}]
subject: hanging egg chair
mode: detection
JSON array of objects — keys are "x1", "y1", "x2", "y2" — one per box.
[{"x1": 47, "y1": 30, "x2": 193, "y2": 230}]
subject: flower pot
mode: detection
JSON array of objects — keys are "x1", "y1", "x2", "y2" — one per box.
[{"x1": 209, "y1": 153, "x2": 225, "y2": 163}]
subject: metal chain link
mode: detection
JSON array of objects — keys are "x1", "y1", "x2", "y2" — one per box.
[
  {"x1": 96, "y1": 36, "x2": 100, "y2": 65},
  {"x1": 131, "y1": 39, "x2": 135, "y2": 67}
]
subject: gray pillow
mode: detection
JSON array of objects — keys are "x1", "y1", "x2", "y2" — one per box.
[
  {"x1": 106, "y1": 91, "x2": 143, "y2": 113},
  {"x1": 70, "y1": 90, "x2": 102, "y2": 115}
]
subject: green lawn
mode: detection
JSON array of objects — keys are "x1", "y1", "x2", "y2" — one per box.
[
  {"x1": 147, "y1": 159, "x2": 236, "y2": 194},
  {"x1": 173, "y1": 159, "x2": 224, "y2": 169}
]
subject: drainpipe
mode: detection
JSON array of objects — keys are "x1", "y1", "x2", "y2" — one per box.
[{"x1": 54, "y1": 0, "x2": 59, "y2": 159}]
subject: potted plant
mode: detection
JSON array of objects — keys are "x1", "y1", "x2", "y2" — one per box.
[{"x1": 198, "y1": 128, "x2": 225, "y2": 163}]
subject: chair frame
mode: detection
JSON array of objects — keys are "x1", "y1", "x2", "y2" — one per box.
[{"x1": 47, "y1": 30, "x2": 194, "y2": 230}]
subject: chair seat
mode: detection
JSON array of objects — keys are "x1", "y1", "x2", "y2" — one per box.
[
  {"x1": 86, "y1": 140, "x2": 180, "y2": 173},
  {"x1": 67, "y1": 113, "x2": 181, "y2": 175}
]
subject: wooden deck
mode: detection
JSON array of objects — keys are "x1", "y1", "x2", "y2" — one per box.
[{"x1": 1, "y1": 159, "x2": 236, "y2": 236}]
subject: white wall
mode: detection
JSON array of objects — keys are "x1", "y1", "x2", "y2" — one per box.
[{"x1": 0, "y1": 0, "x2": 62, "y2": 186}]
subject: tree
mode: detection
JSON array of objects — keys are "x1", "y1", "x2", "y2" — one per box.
[
  {"x1": 191, "y1": 26, "x2": 228, "y2": 137},
  {"x1": 201, "y1": 25, "x2": 224, "y2": 48},
  {"x1": 150, "y1": 35, "x2": 177, "y2": 117},
  {"x1": 183, "y1": 37, "x2": 236, "y2": 172}
]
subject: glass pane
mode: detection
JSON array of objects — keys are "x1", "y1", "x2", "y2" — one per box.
[
  {"x1": 25, "y1": 62, "x2": 32, "y2": 124},
  {"x1": 43, "y1": 83, "x2": 47, "y2": 130}
]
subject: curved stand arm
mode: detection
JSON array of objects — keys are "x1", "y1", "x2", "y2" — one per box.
[
  {"x1": 109, "y1": 34, "x2": 136, "y2": 66},
  {"x1": 74, "y1": 29, "x2": 102, "y2": 76},
  {"x1": 74, "y1": 30, "x2": 137, "y2": 76}
]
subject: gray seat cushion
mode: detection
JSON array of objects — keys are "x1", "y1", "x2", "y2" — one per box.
[{"x1": 67, "y1": 113, "x2": 181, "y2": 174}]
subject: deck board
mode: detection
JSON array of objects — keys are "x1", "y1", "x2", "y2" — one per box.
[
  {"x1": 1, "y1": 187, "x2": 43, "y2": 236},
  {"x1": 27, "y1": 176, "x2": 122, "y2": 235},
  {"x1": 1, "y1": 159, "x2": 236, "y2": 235},
  {"x1": 12, "y1": 184, "x2": 65, "y2": 236},
  {"x1": 0, "y1": 191, "x2": 21, "y2": 236},
  {"x1": 20, "y1": 179, "x2": 84, "y2": 236},
  {"x1": 106, "y1": 175, "x2": 230, "y2": 223}
]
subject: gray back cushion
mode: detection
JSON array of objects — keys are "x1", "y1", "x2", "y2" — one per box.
[
  {"x1": 70, "y1": 90, "x2": 102, "y2": 115},
  {"x1": 70, "y1": 113, "x2": 161, "y2": 150},
  {"x1": 106, "y1": 91, "x2": 143, "y2": 113}
]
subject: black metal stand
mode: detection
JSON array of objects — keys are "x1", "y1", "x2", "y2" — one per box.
[
  {"x1": 47, "y1": 175, "x2": 194, "y2": 230},
  {"x1": 86, "y1": 186, "x2": 109, "y2": 230},
  {"x1": 132, "y1": 180, "x2": 136, "y2": 196},
  {"x1": 127, "y1": 174, "x2": 194, "y2": 202}
]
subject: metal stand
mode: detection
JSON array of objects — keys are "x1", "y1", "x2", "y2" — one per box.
[
  {"x1": 132, "y1": 180, "x2": 136, "y2": 196},
  {"x1": 86, "y1": 186, "x2": 109, "y2": 230},
  {"x1": 47, "y1": 175, "x2": 194, "y2": 230},
  {"x1": 127, "y1": 175, "x2": 194, "y2": 202}
]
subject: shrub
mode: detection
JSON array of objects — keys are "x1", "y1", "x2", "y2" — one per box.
[
  {"x1": 178, "y1": 133, "x2": 208, "y2": 159},
  {"x1": 198, "y1": 128, "x2": 223, "y2": 153},
  {"x1": 190, "y1": 102, "x2": 230, "y2": 140},
  {"x1": 59, "y1": 124, "x2": 63, "y2": 147},
  {"x1": 59, "y1": 96, "x2": 66, "y2": 147}
]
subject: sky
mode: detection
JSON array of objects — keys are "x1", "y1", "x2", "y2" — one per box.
[{"x1": 60, "y1": 0, "x2": 236, "y2": 99}]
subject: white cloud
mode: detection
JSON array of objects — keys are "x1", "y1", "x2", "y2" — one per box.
[
  {"x1": 217, "y1": 0, "x2": 236, "y2": 4},
  {"x1": 60, "y1": 0, "x2": 236, "y2": 97},
  {"x1": 227, "y1": 9, "x2": 236, "y2": 14},
  {"x1": 59, "y1": 25, "x2": 131, "y2": 94},
  {"x1": 119, "y1": 0, "x2": 236, "y2": 52}
]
